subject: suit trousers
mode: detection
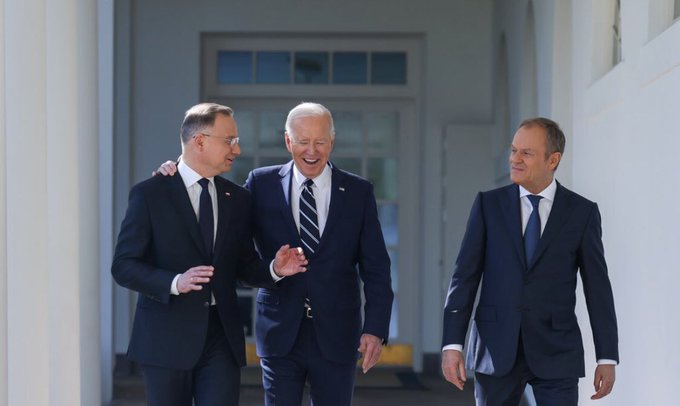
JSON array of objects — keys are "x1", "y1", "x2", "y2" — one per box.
[
  {"x1": 474, "y1": 335, "x2": 578, "y2": 406},
  {"x1": 140, "y1": 306, "x2": 241, "y2": 406},
  {"x1": 260, "y1": 317, "x2": 357, "y2": 406}
]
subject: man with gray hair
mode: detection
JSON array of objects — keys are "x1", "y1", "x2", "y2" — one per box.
[
  {"x1": 113, "y1": 102, "x2": 307, "y2": 406},
  {"x1": 245, "y1": 102, "x2": 394, "y2": 405}
]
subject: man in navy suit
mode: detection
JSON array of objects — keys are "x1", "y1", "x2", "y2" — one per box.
[
  {"x1": 441, "y1": 118, "x2": 618, "y2": 405},
  {"x1": 245, "y1": 102, "x2": 394, "y2": 405},
  {"x1": 112, "y1": 103, "x2": 307, "y2": 406}
]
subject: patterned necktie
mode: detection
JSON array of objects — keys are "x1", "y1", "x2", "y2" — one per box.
[
  {"x1": 299, "y1": 179, "x2": 320, "y2": 256},
  {"x1": 197, "y1": 178, "x2": 214, "y2": 258},
  {"x1": 524, "y1": 194, "x2": 543, "y2": 264}
]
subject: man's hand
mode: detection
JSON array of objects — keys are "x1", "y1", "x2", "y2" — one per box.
[
  {"x1": 358, "y1": 333, "x2": 383, "y2": 373},
  {"x1": 591, "y1": 364, "x2": 615, "y2": 400},
  {"x1": 442, "y1": 349, "x2": 467, "y2": 390},
  {"x1": 272, "y1": 245, "x2": 307, "y2": 277},
  {"x1": 177, "y1": 265, "x2": 214, "y2": 294},
  {"x1": 152, "y1": 160, "x2": 178, "y2": 177}
]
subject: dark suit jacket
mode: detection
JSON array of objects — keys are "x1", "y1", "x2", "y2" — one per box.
[
  {"x1": 112, "y1": 173, "x2": 275, "y2": 370},
  {"x1": 442, "y1": 182, "x2": 618, "y2": 379},
  {"x1": 245, "y1": 162, "x2": 394, "y2": 364}
]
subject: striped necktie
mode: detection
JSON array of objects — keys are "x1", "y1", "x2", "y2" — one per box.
[{"x1": 299, "y1": 179, "x2": 320, "y2": 256}]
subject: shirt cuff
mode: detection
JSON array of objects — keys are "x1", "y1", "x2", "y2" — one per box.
[
  {"x1": 171, "y1": 274, "x2": 181, "y2": 295},
  {"x1": 597, "y1": 359, "x2": 617, "y2": 365},
  {"x1": 442, "y1": 344, "x2": 463, "y2": 352},
  {"x1": 270, "y1": 260, "x2": 284, "y2": 282}
]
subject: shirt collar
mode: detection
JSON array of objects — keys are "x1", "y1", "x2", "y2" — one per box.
[
  {"x1": 292, "y1": 162, "x2": 332, "y2": 191},
  {"x1": 519, "y1": 178, "x2": 557, "y2": 202},
  {"x1": 178, "y1": 158, "x2": 214, "y2": 188}
]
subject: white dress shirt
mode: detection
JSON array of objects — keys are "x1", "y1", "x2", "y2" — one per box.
[
  {"x1": 170, "y1": 160, "x2": 217, "y2": 301},
  {"x1": 443, "y1": 179, "x2": 615, "y2": 365}
]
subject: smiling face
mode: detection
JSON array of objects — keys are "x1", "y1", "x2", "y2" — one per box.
[
  {"x1": 509, "y1": 124, "x2": 561, "y2": 194},
  {"x1": 285, "y1": 114, "x2": 334, "y2": 179}
]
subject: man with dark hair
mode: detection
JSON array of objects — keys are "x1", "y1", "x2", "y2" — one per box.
[
  {"x1": 112, "y1": 102, "x2": 307, "y2": 406},
  {"x1": 441, "y1": 118, "x2": 619, "y2": 405}
]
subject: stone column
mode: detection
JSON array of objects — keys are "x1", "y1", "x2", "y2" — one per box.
[{"x1": 2, "y1": 0, "x2": 101, "y2": 404}]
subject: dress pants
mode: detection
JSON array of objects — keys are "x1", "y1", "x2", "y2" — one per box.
[
  {"x1": 141, "y1": 306, "x2": 241, "y2": 406},
  {"x1": 261, "y1": 316, "x2": 357, "y2": 406},
  {"x1": 474, "y1": 336, "x2": 578, "y2": 406}
]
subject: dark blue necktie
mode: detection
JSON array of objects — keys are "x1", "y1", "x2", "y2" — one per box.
[
  {"x1": 197, "y1": 178, "x2": 214, "y2": 258},
  {"x1": 524, "y1": 194, "x2": 543, "y2": 264},
  {"x1": 299, "y1": 179, "x2": 320, "y2": 256}
]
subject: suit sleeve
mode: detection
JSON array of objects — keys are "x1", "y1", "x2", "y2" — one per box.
[
  {"x1": 111, "y1": 184, "x2": 175, "y2": 304},
  {"x1": 579, "y1": 203, "x2": 619, "y2": 362},
  {"x1": 235, "y1": 179, "x2": 276, "y2": 289},
  {"x1": 357, "y1": 183, "x2": 394, "y2": 341},
  {"x1": 442, "y1": 192, "x2": 486, "y2": 347}
]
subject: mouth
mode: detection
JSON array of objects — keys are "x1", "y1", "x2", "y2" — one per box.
[{"x1": 302, "y1": 158, "x2": 320, "y2": 165}]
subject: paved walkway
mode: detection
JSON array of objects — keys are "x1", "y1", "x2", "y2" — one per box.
[{"x1": 112, "y1": 367, "x2": 476, "y2": 406}]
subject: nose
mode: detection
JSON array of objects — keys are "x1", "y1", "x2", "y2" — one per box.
[{"x1": 232, "y1": 143, "x2": 241, "y2": 156}]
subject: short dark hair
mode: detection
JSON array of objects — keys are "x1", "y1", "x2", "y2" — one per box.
[
  {"x1": 180, "y1": 103, "x2": 234, "y2": 144},
  {"x1": 518, "y1": 117, "x2": 566, "y2": 157}
]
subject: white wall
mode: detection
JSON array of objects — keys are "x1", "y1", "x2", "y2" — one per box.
[
  {"x1": 571, "y1": 1, "x2": 680, "y2": 404},
  {"x1": 115, "y1": 0, "x2": 495, "y2": 360}
]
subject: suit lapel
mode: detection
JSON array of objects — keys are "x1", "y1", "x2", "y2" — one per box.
[
  {"x1": 528, "y1": 182, "x2": 574, "y2": 269},
  {"x1": 213, "y1": 177, "x2": 233, "y2": 258},
  {"x1": 316, "y1": 166, "x2": 346, "y2": 254},
  {"x1": 278, "y1": 163, "x2": 303, "y2": 244},
  {"x1": 500, "y1": 184, "x2": 527, "y2": 268},
  {"x1": 168, "y1": 173, "x2": 206, "y2": 256}
]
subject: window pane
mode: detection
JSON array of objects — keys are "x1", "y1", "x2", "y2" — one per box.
[
  {"x1": 368, "y1": 158, "x2": 398, "y2": 200},
  {"x1": 294, "y1": 52, "x2": 329, "y2": 84},
  {"x1": 225, "y1": 157, "x2": 253, "y2": 186},
  {"x1": 371, "y1": 52, "x2": 407, "y2": 84},
  {"x1": 333, "y1": 52, "x2": 367, "y2": 84},
  {"x1": 333, "y1": 111, "x2": 362, "y2": 152},
  {"x1": 217, "y1": 51, "x2": 252, "y2": 84},
  {"x1": 378, "y1": 204, "x2": 398, "y2": 246},
  {"x1": 259, "y1": 111, "x2": 287, "y2": 149},
  {"x1": 234, "y1": 111, "x2": 256, "y2": 151},
  {"x1": 332, "y1": 158, "x2": 361, "y2": 176},
  {"x1": 256, "y1": 51, "x2": 291, "y2": 84},
  {"x1": 366, "y1": 111, "x2": 399, "y2": 151}
]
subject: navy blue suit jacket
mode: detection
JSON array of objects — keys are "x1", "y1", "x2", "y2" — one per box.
[
  {"x1": 112, "y1": 173, "x2": 274, "y2": 370},
  {"x1": 245, "y1": 162, "x2": 394, "y2": 364},
  {"x1": 442, "y1": 182, "x2": 618, "y2": 379}
]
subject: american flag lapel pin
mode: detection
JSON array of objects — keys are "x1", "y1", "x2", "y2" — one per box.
[{"x1": 339, "y1": 187, "x2": 345, "y2": 192}]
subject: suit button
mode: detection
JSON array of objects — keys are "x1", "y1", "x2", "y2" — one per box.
[{"x1": 203, "y1": 301, "x2": 210, "y2": 308}]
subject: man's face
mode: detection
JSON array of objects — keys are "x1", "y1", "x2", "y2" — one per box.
[
  {"x1": 285, "y1": 115, "x2": 334, "y2": 179},
  {"x1": 199, "y1": 113, "x2": 241, "y2": 176},
  {"x1": 509, "y1": 125, "x2": 560, "y2": 194}
]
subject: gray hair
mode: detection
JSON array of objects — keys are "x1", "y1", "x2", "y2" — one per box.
[
  {"x1": 180, "y1": 103, "x2": 234, "y2": 144},
  {"x1": 285, "y1": 102, "x2": 335, "y2": 139},
  {"x1": 518, "y1": 117, "x2": 566, "y2": 157}
]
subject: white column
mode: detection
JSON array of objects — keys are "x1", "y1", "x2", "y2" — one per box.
[
  {"x1": 0, "y1": 0, "x2": 7, "y2": 403},
  {"x1": 3, "y1": 0, "x2": 101, "y2": 404}
]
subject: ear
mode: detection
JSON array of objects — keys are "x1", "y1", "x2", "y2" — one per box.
[
  {"x1": 548, "y1": 152, "x2": 561, "y2": 170},
  {"x1": 193, "y1": 132, "x2": 205, "y2": 150},
  {"x1": 284, "y1": 132, "x2": 293, "y2": 153}
]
